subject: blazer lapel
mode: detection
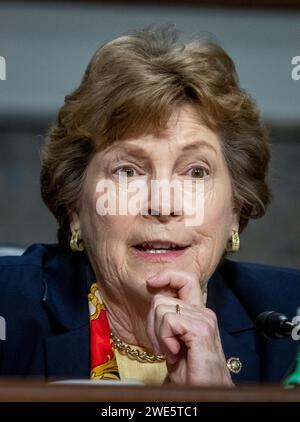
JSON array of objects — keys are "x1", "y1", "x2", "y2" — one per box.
[
  {"x1": 207, "y1": 268, "x2": 261, "y2": 383},
  {"x1": 41, "y1": 249, "x2": 94, "y2": 379}
]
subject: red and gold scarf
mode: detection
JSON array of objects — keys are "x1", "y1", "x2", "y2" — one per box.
[{"x1": 88, "y1": 283, "x2": 120, "y2": 380}]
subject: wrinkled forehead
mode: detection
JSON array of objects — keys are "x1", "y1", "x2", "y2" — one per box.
[{"x1": 98, "y1": 105, "x2": 220, "y2": 159}]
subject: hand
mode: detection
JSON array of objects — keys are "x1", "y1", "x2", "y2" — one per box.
[{"x1": 146, "y1": 269, "x2": 233, "y2": 386}]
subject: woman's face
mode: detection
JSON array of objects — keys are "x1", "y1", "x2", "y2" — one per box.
[{"x1": 73, "y1": 104, "x2": 239, "y2": 303}]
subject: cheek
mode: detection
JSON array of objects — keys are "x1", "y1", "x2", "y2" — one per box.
[
  {"x1": 83, "y1": 189, "x2": 136, "y2": 245},
  {"x1": 200, "y1": 180, "x2": 233, "y2": 236}
]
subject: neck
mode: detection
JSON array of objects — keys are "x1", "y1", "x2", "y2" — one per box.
[
  {"x1": 96, "y1": 283, "x2": 154, "y2": 350},
  {"x1": 109, "y1": 305, "x2": 153, "y2": 350}
]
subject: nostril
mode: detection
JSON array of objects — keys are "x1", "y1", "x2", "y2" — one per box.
[
  {"x1": 147, "y1": 209, "x2": 180, "y2": 217},
  {"x1": 148, "y1": 208, "x2": 160, "y2": 216}
]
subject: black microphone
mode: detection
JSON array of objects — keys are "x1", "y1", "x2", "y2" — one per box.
[{"x1": 255, "y1": 311, "x2": 297, "y2": 339}]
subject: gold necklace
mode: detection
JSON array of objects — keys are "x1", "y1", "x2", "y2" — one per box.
[{"x1": 110, "y1": 333, "x2": 166, "y2": 363}]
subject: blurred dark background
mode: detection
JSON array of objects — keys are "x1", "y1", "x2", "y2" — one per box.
[{"x1": 0, "y1": 1, "x2": 299, "y2": 267}]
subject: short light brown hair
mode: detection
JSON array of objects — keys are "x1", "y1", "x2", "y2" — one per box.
[{"x1": 41, "y1": 25, "x2": 271, "y2": 249}]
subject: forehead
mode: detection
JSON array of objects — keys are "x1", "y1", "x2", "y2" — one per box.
[{"x1": 105, "y1": 105, "x2": 221, "y2": 157}]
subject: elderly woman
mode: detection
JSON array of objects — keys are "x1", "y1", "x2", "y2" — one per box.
[{"x1": 0, "y1": 26, "x2": 299, "y2": 385}]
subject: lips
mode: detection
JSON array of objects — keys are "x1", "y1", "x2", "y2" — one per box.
[{"x1": 132, "y1": 240, "x2": 189, "y2": 254}]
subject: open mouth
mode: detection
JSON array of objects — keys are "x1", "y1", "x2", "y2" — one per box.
[{"x1": 132, "y1": 241, "x2": 189, "y2": 254}]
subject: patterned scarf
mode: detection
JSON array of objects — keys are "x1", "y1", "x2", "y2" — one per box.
[{"x1": 88, "y1": 283, "x2": 120, "y2": 380}]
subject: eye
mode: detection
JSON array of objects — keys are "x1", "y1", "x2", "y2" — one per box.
[
  {"x1": 187, "y1": 166, "x2": 209, "y2": 179},
  {"x1": 114, "y1": 165, "x2": 138, "y2": 178}
]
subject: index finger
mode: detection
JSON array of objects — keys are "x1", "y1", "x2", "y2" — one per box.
[{"x1": 147, "y1": 269, "x2": 204, "y2": 306}]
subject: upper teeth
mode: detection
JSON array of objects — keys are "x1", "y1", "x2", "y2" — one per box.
[
  {"x1": 147, "y1": 249, "x2": 171, "y2": 254},
  {"x1": 142, "y1": 242, "x2": 178, "y2": 249}
]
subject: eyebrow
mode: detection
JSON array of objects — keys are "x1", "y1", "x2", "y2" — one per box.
[
  {"x1": 113, "y1": 144, "x2": 151, "y2": 160},
  {"x1": 181, "y1": 140, "x2": 217, "y2": 154}
]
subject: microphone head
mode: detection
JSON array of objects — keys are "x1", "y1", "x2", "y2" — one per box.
[{"x1": 255, "y1": 311, "x2": 291, "y2": 339}]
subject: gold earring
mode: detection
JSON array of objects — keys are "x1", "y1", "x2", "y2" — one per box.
[
  {"x1": 226, "y1": 230, "x2": 240, "y2": 252},
  {"x1": 70, "y1": 230, "x2": 84, "y2": 252}
]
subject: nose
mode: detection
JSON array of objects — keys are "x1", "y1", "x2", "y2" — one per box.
[
  {"x1": 143, "y1": 179, "x2": 183, "y2": 223},
  {"x1": 146, "y1": 208, "x2": 181, "y2": 223}
]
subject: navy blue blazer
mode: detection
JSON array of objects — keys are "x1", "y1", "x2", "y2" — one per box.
[{"x1": 0, "y1": 243, "x2": 299, "y2": 384}]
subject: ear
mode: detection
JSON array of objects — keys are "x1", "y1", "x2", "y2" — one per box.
[{"x1": 69, "y1": 211, "x2": 81, "y2": 235}]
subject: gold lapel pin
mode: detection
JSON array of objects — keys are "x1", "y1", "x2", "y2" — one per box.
[{"x1": 227, "y1": 357, "x2": 242, "y2": 374}]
